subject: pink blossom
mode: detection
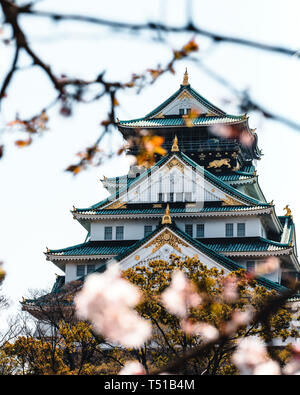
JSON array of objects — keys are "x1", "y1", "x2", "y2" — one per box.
[
  {"x1": 253, "y1": 360, "x2": 281, "y2": 375},
  {"x1": 161, "y1": 271, "x2": 202, "y2": 318},
  {"x1": 222, "y1": 276, "x2": 239, "y2": 302},
  {"x1": 232, "y1": 337, "x2": 269, "y2": 375},
  {"x1": 283, "y1": 345, "x2": 300, "y2": 375},
  {"x1": 119, "y1": 361, "x2": 146, "y2": 375},
  {"x1": 181, "y1": 319, "x2": 219, "y2": 342},
  {"x1": 223, "y1": 307, "x2": 254, "y2": 335},
  {"x1": 255, "y1": 257, "x2": 280, "y2": 275},
  {"x1": 74, "y1": 263, "x2": 151, "y2": 348}
]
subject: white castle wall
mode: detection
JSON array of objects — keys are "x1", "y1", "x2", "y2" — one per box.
[{"x1": 90, "y1": 216, "x2": 265, "y2": 241}]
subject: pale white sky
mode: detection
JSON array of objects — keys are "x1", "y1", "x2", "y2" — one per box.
[{"x1": 1, "y1": 0, "x2": 300, "y2": 318}]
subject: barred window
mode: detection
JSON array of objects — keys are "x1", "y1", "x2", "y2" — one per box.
[
  {"x1": 87, "y1": 264, "x2": 95, "y2": 274},
  {"x1": 196, "y1": 224, "x2": 205, "y2": 238},
  {"x1": 76, "y1": 265, "x2": 85, "y2": 277},
  {"x1": 104, "y1": 226, "x2": 113, "y2": 240},
  {"x1": 237, "y1": 223, "x2": 246, "y2": 237},
  {"x1": 225, "y1": 223, "x2": 234, "y2": 237},
  {"x1": 116, "y1": 226, "x2": 124, "y2": 240},
  {"x1": 185, "y1": 224, "x2": 193, "y2": 237}
]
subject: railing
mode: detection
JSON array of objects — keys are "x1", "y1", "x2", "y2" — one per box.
[{"x1": 129, "y1": 140, "x2": 241, "y2": 154}]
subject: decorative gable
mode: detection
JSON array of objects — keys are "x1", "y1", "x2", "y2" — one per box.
[
  {"x1": 119, "y1": 226, "x2": 232, "y2": 273},
  {"x1": 160, "y1": 88, "x2": 219, "y2": 117},
  {"x1": 103, "y1": 154, "x2": 246, "y2": 208}
]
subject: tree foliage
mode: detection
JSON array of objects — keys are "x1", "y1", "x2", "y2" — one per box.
[{"x1": 0, "y1": 256, "x2": 296, "y2": 375}]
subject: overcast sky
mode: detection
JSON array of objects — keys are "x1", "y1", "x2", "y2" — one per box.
[{"x1": 1, "y1": 0, "x2": 300, "y2": 319}]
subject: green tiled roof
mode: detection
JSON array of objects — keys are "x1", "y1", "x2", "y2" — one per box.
[
  {"x1": 76, "y1": 205, "x2": 270, "y2": 216},
  {"x1": 47, "y1": 236, "x2": 290, "y2": 258},
  {"x1": 119, "y1": 116, "x2": 245, "y2": 128},
  {"x1": 118, "y1": 83, "x2": 247, "y2": 128},
  {"x1": 203, "y1": 237, "x2": 290, "y2": 253},
  {"x1": 48, "y1": 241, "x2": 131, "y2": 257}
]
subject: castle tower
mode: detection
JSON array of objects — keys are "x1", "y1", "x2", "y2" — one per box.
[{"x1": 22, "y1": 72, "x2": 299, "y2": 316}]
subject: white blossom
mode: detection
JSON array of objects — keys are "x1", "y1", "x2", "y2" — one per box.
[
  {"x1": 74, "y1": 263, "x2": 151, "y2": 348},
  {"x1": 255, "y1": 257, "x2": 280, "y2": 275},
  {"x1": 119, "y1": 361, "x2": 146, "y2": 375},
  {"x1": 161, "y1": 270, "x2": 202, "y2": 318},
  {"x1": 253, "y1": 360, "x2": 281, "y2": 375},
  {"x1": 181, "y1": 319, "x2": 219, "y2": 342},
  {"x1": 232, "y1": 337, "x2": 269, "y2": 375}
]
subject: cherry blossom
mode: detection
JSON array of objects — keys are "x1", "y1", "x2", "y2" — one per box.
[
  {"x1": 255, "y1": 257, "x2": 280, "y2": 276},
  {"x1": 181, "y1": 319, "x2": 219, "y2": 342},
  {"x1": 232, "y1": 337, "x2": 271, "y2": 375},
  {"x1": 161, "y1": 270, "x2": 202, "y2": 318},
  {"x1": 283, "y1": 344, "x2": 300, "y2": 375},
  {"x1": 253, "y1": 360, "x2": 281, "y2": 375},
  {"x1": 223, "y1": 307, "x2": 254, "y2": 335},
  {"x1": 119, "y1": 361, "x2": 146, "y2": 375},
  {"x1": 74, "y1": 262, "x2": 151, "y2": 348},
  {"x1": 221, "y1": 276, "x2": 239, "y2": 302}
]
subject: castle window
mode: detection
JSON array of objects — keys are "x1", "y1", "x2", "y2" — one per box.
[
  {"x1": 116, "y1": 226, "x2": 124, "y2": 240},
  {"x1": 179, "y1": 108, "x2": 184, "y2": 115},
  {"x1": 87, "y1": 264, "x2": 95, "y2": 274},
  {"x1": 144, "y1": 225, "x2": 152, "y2": 237},
  {"x1": 76, "y1": 265, "x2": 85, "y2": 277},
  {"x1": 237, "y1": 223, "x2": 246, "y2": 237},
  {"x1": 158, "y1": 193, "x2": 164, "y2": 202},
  {"x1": 104, "y1": 226, "x2": 113, "y2": 240},
  {"x1": 185, "y1": 224, "x2": 193, "y2": 237},
  {"x1": 196, "y1": 224, "x2": 205, "y2": 238},
  {"x1": 186, "y1": 108, "x2": 191, "y2": 114},
  {"x1": 225, "y1": 223, "x2": 234, "y2": 237}
]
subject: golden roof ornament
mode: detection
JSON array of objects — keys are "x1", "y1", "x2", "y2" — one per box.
[
  {"x1": 182, "y1": 68, "x2": 189, "y2": 86},
  {"x1": 284, "y1": 205, "x2": 292, "y2": 217},
  {"x1": 162, "y1": 204, "x2": 172, "y2": 224},
  {"x1": 171, "y1": 135, "x2": 179, "y2": 152}
]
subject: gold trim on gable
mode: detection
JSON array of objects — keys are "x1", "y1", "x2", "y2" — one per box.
[
  {"x1": 166, "y1": 157, "x2": 184, "y2": 173},
  {"x1": 145, "y1": 229, "x2": 189, "y2": 254},
  {"x1": 154, "y1": 112, "x2": 165, "y2": 118},
  {"x1": 221, "y1": 194, "x2": 243, "y2": 206},
  {"x1": 104, "y1": 200, "x2": 127, "y2": 209},
  {"x1": 177, "y1": 90, "x2": 193, "y2": 101}
]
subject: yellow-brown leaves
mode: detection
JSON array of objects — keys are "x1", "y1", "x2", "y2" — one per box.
[
  {"x1": 8, "y1": 110, "x2": 49, "y2": 149},
  {"x1": 15, "y1": 137, "x2": 32, "y2": 148},
  {"x1": 66, "y1": 143, "x2": 100, "y2": 175},
  {"x1": 135, "y1": 134, "x2": 167, "y2": 167},
  {"x1": 65, "y1": 164, "x2": 83, "y2": 175},
  {"x1": 0, "y1": 262, "x2": 5, "y2": 283},
  {"x1": 173, "y1": 38, "x2": 199, "y2": 60}
]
